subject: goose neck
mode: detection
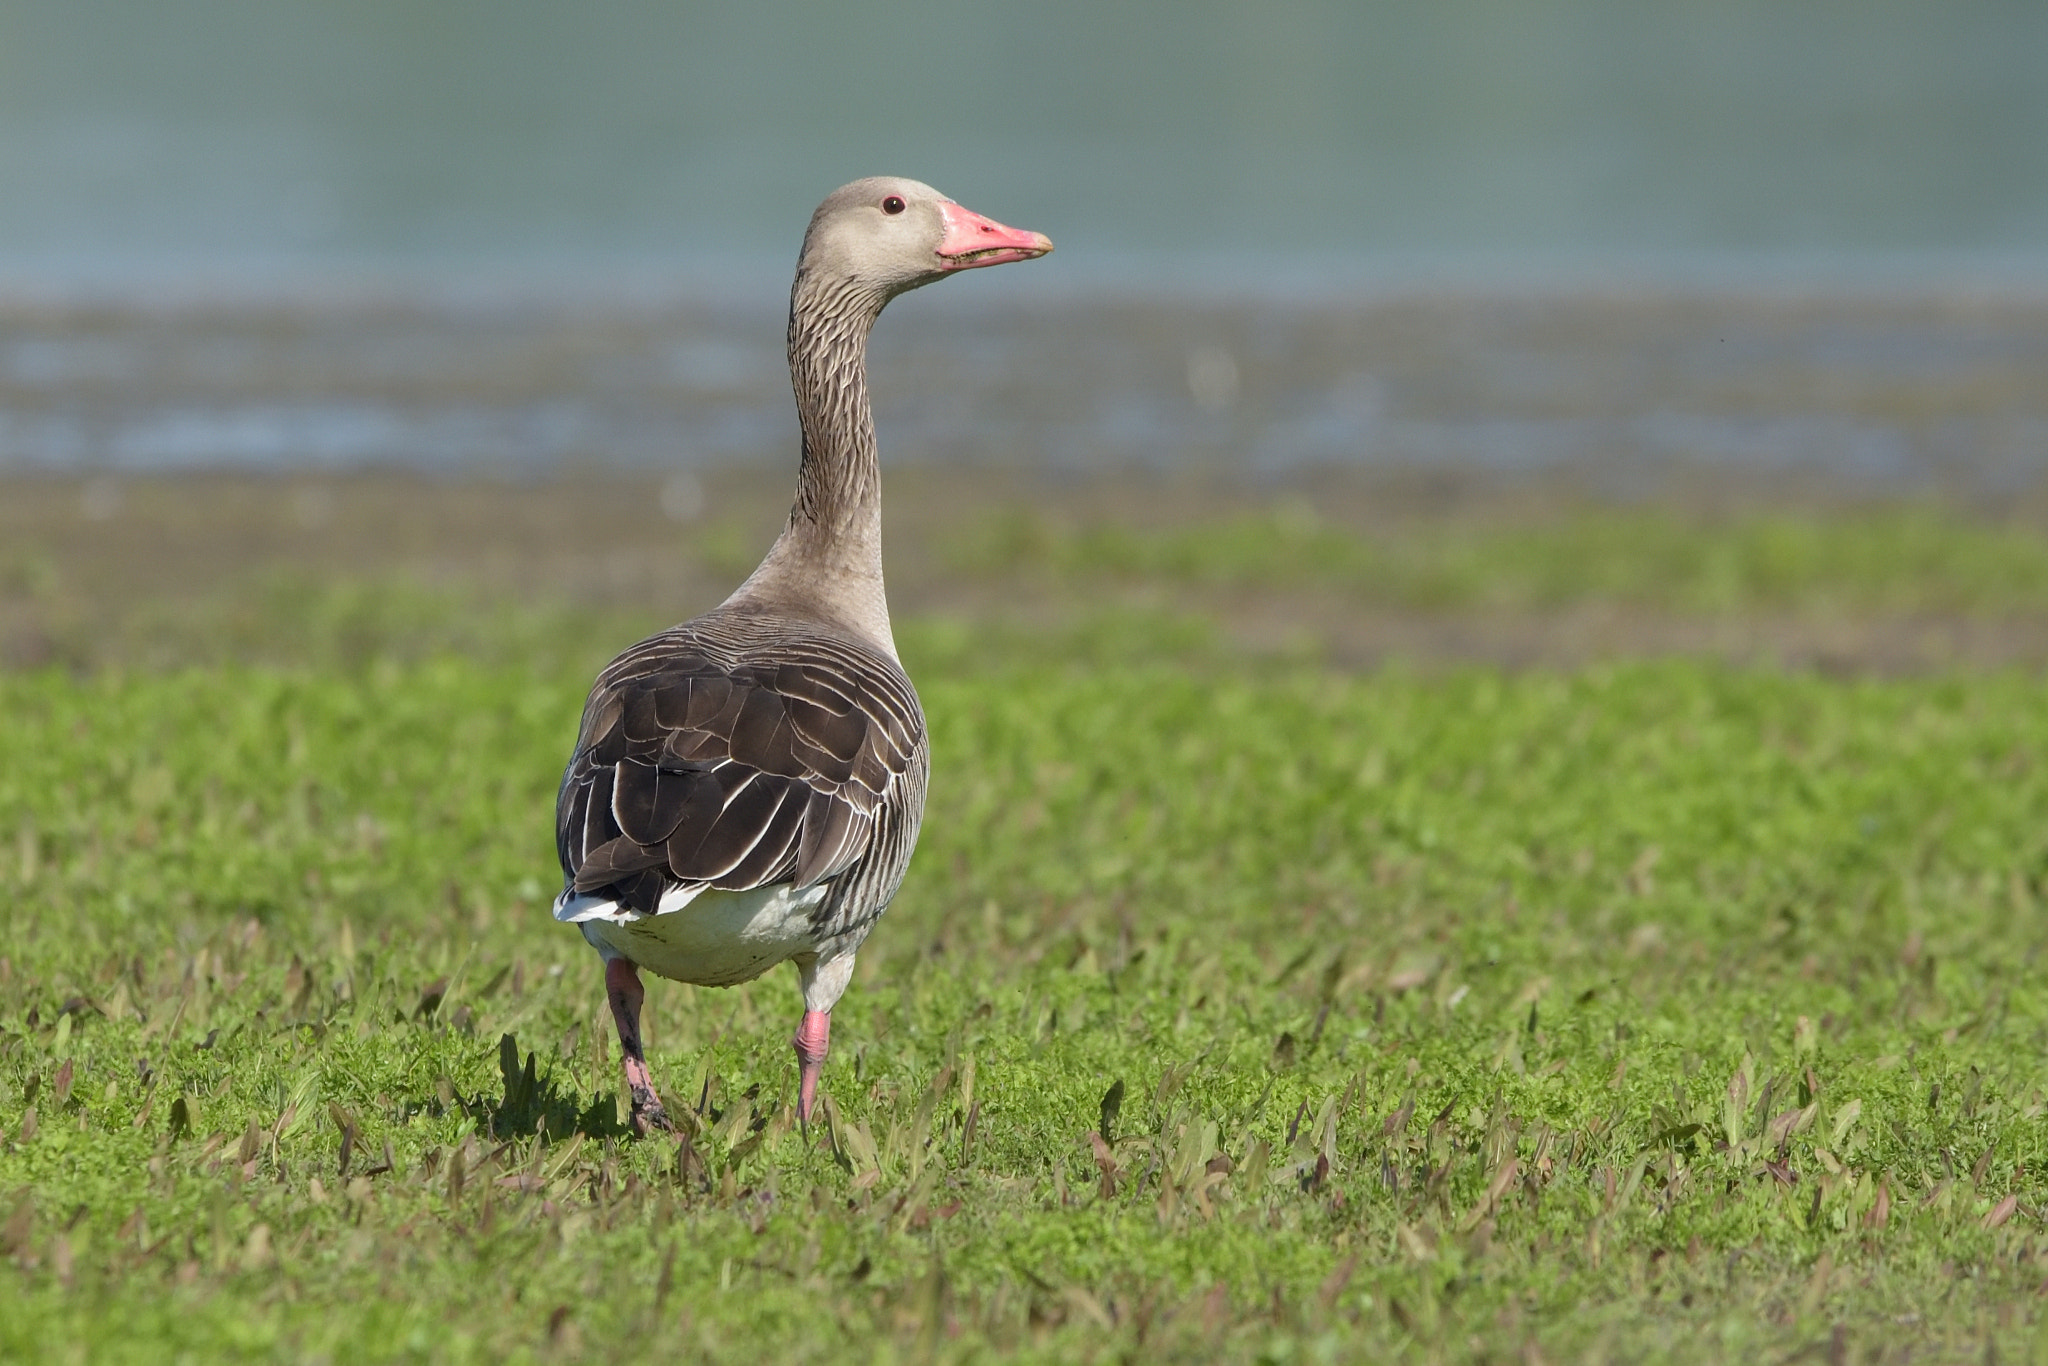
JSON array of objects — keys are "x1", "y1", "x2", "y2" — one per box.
[
  {"x1": 725, "y1": 268, "x2": 897, "y2": 653},
  {"x1": 785, "y1": 269, "x2": 888, "y2": 556}
]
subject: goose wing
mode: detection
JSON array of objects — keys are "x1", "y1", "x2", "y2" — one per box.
[{"x1": 555, "y1": 615, "x2": 926, "y2": 927}]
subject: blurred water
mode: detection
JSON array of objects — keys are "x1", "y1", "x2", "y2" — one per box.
[
  {"x1": 1, "y1": 1, "x2": 2045, "y2": 281},
  {"x1": 2, "y1": 2, "x2": 2045, "y2": 484}
]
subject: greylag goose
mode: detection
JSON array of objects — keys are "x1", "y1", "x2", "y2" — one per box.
[{"x1": 553, "y1": 178, "x2": 1052, "y2": 1134}]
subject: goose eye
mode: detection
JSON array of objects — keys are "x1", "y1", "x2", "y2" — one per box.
[{"x1": 881, "y1": 196, "x2": 906, "y2": 215}]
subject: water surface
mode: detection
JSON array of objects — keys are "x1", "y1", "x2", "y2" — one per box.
[
  {"x1": 2, "y1": 2, "x2": 2045, "y2": 485},
  {"x1": 2, "y1": 1, "x2": 2044, "y2": 281}
]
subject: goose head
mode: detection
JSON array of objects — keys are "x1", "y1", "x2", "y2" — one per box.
[{"x1": 797, "y1": 176, "x2": 1053, "y2": 301}]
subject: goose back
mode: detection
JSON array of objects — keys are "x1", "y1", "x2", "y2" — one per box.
[{"x1": 555, "y1": 609, "x2": 928, "y2": 944}]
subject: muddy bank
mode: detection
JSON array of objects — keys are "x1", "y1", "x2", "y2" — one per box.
[{"x1": 7, "y1": 468, "x2": 2048, "y2": 674}]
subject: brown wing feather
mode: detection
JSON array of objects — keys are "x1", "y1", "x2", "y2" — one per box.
[{"x1": 555, "y1": 612, "x2": 926, "y2": 924}]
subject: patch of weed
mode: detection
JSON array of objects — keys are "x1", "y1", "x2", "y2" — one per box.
[{"x1": 4, "y1": 644, "x2": 2048, "y2": 1360}]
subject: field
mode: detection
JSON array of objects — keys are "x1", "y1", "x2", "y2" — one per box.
[{"x1": 4, "y1": 474, "x2": 2048, "y2": 1363}]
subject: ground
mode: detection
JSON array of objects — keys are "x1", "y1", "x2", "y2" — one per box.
[{"x1": 3, "y1": 472, "x2": 2048, "y2": 1363}]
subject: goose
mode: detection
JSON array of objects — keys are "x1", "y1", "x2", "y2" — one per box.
[{"x1": 552, "y1": 178, "x2": 1052, "y2": 1134}]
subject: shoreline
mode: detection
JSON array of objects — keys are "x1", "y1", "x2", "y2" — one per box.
[{"x1": 3, "y1": 289, "x2": 2045, "y2": 488}]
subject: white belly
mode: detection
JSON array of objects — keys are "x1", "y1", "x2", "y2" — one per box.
[{"x1": 556, "y1": 881, "x2": 829, "y2": 987}]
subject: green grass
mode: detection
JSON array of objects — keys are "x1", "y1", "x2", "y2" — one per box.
[
  {"x1": 947, "y1": 503, "x2": 2048, "y2": 616},
  {"x1": 5, "y1": 598, "x2": 2048, "y2": 1364}
]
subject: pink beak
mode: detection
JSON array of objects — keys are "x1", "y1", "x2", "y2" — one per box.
[{"x1": 936, "y1": 201, "x2": 1054, "y2": 270}]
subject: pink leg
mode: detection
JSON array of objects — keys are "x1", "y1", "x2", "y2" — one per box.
[
  {"x1": 605, "y1": 958, "x2": 672, "y2": 1136},
  {"x1": 793, "y1": 1009, "x2": 831, "y2": 1123}
]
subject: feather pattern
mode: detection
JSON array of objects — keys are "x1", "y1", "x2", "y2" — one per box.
[{"x1": 555, "y1": 609, "x2": 928, "y2": 953}]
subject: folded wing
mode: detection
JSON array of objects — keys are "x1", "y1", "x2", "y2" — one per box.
[{"x1": 555, "y1": 617, "x2": 926, "y2": 924}]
